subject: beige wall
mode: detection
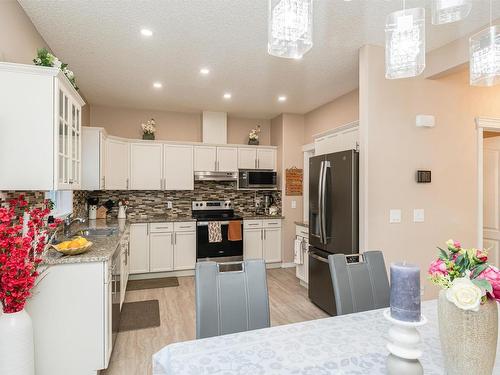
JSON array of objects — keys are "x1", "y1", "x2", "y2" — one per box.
[
  {"x1": 271, "y1": 113, "x2": 305, "y2": 263},
  {"x1": 304, "y1": 90, "x2": 359, "y2": 144},
  {"x1": 90, "y1": 104, "x2": 270, "y2": 144},
  {"x1": 359, "y1": 44, "x2": 500, "y2": 299},
  {"x1": 0, "y1": 0, "x2": 48, "y2": 64}
]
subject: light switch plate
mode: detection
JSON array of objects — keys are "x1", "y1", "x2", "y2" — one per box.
[
  {"x1": 166, "y1": 201, "x2": 173, "y2": 209},
  {"x1": 413, "y1": 208, "x2": 425, "y2": 223},
  {"x1": 291, "y1": 200, "x2": 297, "y2": 209},
  {"x1": 389, "y1": 209, "x2": 402, "y2": 224}
]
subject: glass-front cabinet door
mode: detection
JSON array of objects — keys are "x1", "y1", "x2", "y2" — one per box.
[{"x1": 56, "y1": 81, "x2": 81, "y2": 190}]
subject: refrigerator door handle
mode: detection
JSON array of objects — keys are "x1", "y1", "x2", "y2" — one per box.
[
  {"x1": 310, "y1": 252, "x2": 329, "y2": 263},
  {"x1": 318, "y1": 160, "x2": 325, "y2": 243},
  {"x1": 321, "y1": 161, "x2": 331, "y2": 244}
]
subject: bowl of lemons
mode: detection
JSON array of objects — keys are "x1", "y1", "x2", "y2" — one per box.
[{"x1": 52, "y1": 236, "x2": 93, "y2": 256}]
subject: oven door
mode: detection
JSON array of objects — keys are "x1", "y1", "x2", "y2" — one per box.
[{"x1": 196, "y1": 220, "x2": 243, "y2": 260}]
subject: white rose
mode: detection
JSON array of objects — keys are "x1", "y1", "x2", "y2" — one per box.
[
  {"x1": 446, "y1": 277, "x2": 484, "y2": 312},
  {"x1": 53, "y1": 58, "x2": 62, "y2": 69}
]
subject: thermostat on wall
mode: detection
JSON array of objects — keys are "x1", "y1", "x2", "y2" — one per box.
[
  {"x1": 416, "y1": 115, "x2": 435, "y2": 128},
  {"x1": 416, "y1": 170, "x2": 431, "y2": 183}
]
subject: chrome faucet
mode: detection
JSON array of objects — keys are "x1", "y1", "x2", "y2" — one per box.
[{"x1": 63, "y1": 214, "x2": 86, "y2": 237}]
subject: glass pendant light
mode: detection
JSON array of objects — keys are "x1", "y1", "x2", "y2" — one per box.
[
  {"x1": 385, "y1": 7, "x2": 426, "y2": 79},
  {"x1": 431, "y1": 0, "x2": 472, "y2": 25},
  {"x1": 470, "y1": 25, "x2": 500, "y2": 86},
  {"x1": 268, "y1": 0, "x2": 313, "y2": 59},
  {"x1": 470, "y1": 0, "x2": 500, "y2": 87}
]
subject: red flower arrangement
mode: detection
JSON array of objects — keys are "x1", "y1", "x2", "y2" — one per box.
[{"x1": 0, "y1": 195, "x2": 61, "y2": 313}]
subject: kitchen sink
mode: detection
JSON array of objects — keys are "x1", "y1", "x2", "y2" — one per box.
[{"x1": 75, "y1": 228, "x2": 118, "y2": 237}]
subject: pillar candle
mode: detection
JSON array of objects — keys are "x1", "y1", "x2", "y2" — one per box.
[{"x1": 390, "y1": 262, "x2": 421, "y2": 322}]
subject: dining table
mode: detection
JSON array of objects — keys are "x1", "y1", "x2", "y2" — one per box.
[{"x1": 153, "y1": 300, "x2": 500, "y2": 374}]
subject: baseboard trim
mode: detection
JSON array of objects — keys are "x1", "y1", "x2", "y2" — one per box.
[{"x1": 281, "y1": 262, "x2": 297, "y2": 268}]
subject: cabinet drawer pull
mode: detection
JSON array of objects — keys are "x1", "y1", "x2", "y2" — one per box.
[
  {"x1": 267, "y1": 222, "x2": 278, "y2": 225},
  {"x1": 179, "y1": 225, "x2": 192, "y2": 228},
  {"x1": 248, "y1": 223, "x2": 259, "y2": 226}
]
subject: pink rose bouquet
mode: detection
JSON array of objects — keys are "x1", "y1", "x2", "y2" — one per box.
[{"x1": 429, "y1": 240, "x2": 499, "y2": 310}]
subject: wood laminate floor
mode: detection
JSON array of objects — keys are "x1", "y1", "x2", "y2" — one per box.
[{"x1": 102, "y1": 267, "x2": 328, "y2": 375}]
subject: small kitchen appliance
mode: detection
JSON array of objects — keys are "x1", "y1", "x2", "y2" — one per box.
[{"x1": 238, "y1": 170, "x2": 277, "y2": 190}]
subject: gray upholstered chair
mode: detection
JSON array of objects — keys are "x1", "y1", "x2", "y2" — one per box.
[
  {"x1": 328, "y1": 251, "x2": 390, "y2": 316},
  {"x1": 195, "y1": 259, "x2": 270, "y2": 339}
]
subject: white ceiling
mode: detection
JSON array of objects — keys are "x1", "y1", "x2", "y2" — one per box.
[{"x1": 19, "y1": 0, "x2": 500, "y2": 119}]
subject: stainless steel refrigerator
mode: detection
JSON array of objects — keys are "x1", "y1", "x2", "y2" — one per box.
[{"x1": 308, "y1": 149, "x2": 359, "y2": 315}]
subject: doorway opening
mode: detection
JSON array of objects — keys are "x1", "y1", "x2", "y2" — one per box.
[{"x1": 476, "y1": 118, "x2": 500, "y2": 267}]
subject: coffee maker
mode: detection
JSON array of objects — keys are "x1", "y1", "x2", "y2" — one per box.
[{"x1": 263, "y1": 194, "x2": 274, "y2": 214}]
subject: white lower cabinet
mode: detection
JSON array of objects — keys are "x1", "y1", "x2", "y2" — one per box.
[
  {"x1": 150, "y1": 232, "x2": 174, "y2": 272},
  {"x1": 129, "y1": 223, "x2": 150, "y2": 274},
  {"x1": 173, "y1": 231, "x2": 197, "y2": 270},
  {"x1": 243, "y1": 228, "x2": 263, "y2": 260},
  {"x1": 27, "y1": 261, "x2": 111, "y2": 375},
  {"x1": 129, "y1": 222, "x2": 196, "y2": 274},
  {"x1": 243, "y1": 219, "x2": 282, "y2": 263}
]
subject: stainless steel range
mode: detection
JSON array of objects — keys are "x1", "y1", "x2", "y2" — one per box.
[{"x1": 192, "y1": 200, "x2": 243, "y2": 263}]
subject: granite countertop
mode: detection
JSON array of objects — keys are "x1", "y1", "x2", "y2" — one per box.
[
  {"x1": 42, "y1": 219, "x2": 129, "y2": 265},
  {"x1": 127, "y1": 214, "x2": 196, "y2": 223},
  {"x1": 294, "y1": 221, "x2": 309, "y2": 228},
  {"x1": 240, "y1": 215, "x2": 285, "y2": 220}
]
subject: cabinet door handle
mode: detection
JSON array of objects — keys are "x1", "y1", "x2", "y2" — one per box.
[
  {"x1": 264, "y1": 229, "x2": 266, "y2": 240},
  {"x1": 126, "y1": 178, "x2": 129, "y2": 189},
  {"x1": 174, "y1": 232, "x2": 177, "y2": 245},
  {"x1": 254, "y1": 159, "x2": 257, "y2": 169},
  {"x1": 260, "y1": 229, "x2": 263, "y2": 240},
  {"x1": 257, "y1": 159, "x2": 260, "y2": 169},
  {"x1": 171, "y1": 233, "x2": 174, "y2": 245}
]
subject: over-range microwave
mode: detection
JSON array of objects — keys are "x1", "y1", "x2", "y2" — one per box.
[{"x1": 238, "y1": 170, "x2": 277, "y2": 190}]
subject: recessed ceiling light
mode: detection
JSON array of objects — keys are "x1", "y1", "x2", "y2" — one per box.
[
  {"x1": 200, "y1": 68, "x2": 210, "y2": 75},
  {"x1": 141, "y1": 28, "x2": 153, "y2": 37},
  {"x1": 223, "y1": 93, "x2": 232, "y2": 99},
  {"x1": 153, "y1": 82, "x2": 163, "y2": 89},
  {"x1": 278, "y1": 95, "x2": 287, "y2": 102}
]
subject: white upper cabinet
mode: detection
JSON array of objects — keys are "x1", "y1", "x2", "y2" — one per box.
[
  {"x1": 194, "y1": 146, "x2": 217, "y2": 171},
  {"x1": 164, "y1": 145, "x2": 194, "y2": 190},
  {"x1": 238, "y1": 147, "x2": 276, "y2": 170},
  {"x1": 216, "y1": 147, "x2": 238, "y2": 172},
  {"x1": 82, "y1": 127, "x2": 106, "y2": 190},
  {"x1": 238, "y1": 148, "x2": 257, "y2": 169},
  {"x1": 0, "y1": 63, "x2": 84, "y2": 190},
  {"x1": 130, "y1": 143, "x2": 163, "y2": 190},
  {"x1": 105, "y1": 138, "x2": 129, "y2": 190},
  {"x1": 256, "y1": 149, "x2": 276, "y2": 170}
]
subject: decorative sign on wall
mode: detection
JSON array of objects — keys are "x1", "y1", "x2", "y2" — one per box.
[{"x1": 285, "y1": 167, "x2": 303, "y2": 196}]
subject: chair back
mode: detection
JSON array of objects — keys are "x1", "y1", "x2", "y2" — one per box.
[
  {"x1": 328, "y1": 251, "x2": 390, "y2": 315},
  {"x1": 195, "y1": 259, "x2": 270, "y2": 339}
]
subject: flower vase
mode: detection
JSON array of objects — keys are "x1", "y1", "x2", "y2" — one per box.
[
  {"x1": 0, "y1": 309, "x2": 35, "y2": 375},
  {"x1": 248, "y1": 138, "x2": 259, "y2": 145},
  {"x1": 438, "y1": 290, "x2": 498, "y2": 375},
  {"x1": 143, "y1": 133, "x2": 155, "y2": 140}
]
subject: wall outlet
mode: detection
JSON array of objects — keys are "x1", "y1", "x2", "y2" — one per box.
[
  {"x1": 389, "y1": 209, "x2": 402, "y2": 224},
  {"x1": 413, "y1": 208, "x2": 425, "y2": 223},
  {"x1": 291, "y1": 200, "x2": 297, "y2": 209},
  {"x1": 166, "y1": 201, "x2": 173, "y2": 209}
]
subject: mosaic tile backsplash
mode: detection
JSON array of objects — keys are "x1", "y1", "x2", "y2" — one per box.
[{"x1": 84, "y1": 181, "x2": 281, "y2": 219}]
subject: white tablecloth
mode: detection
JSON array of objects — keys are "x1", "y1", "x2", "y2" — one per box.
[{"x1": 153, "y1": 300, "x2": 500, "y2": 374}]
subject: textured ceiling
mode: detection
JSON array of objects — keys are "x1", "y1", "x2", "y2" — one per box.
[{"x1": 19, "y1": 0, "x2": 500, "y2": 119}]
